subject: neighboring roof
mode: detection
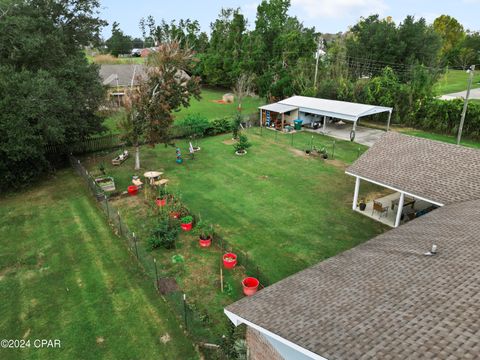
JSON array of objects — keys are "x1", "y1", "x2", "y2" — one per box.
[
  {"x1": 346, "y1": 132, "x2": 480, "y2": 205},
  {"x1": 278, "y1": 96, "x2": 392, "y2": 122},
  {"x1": 259, "y1": 103, "x2": 298, "y2": 113},
  {"x1": 99, "y1": 64, "x2": 146, "y2": 87},
  {"x1": 99, "y1": 64, "x2": 190, "y2": 87},
  {"x1": 226, "y1": 198, "x2": 480, "y2": 359}
]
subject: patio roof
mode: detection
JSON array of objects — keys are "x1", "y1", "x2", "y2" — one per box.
[
  {"x1": 278, "y1": 96, "x2": 392, "y2": 122},
  {"x1": 225, "y1": 198, "x2": 480, "y2": 359},
  {"x1": 346, "y1": 132, "x2": 480, "y2": 205},
  {"x1": 259, "y1": 103, "x2": 298, "y2": 114}
]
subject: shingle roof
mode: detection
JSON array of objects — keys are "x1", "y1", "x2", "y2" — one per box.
[
  {"x1": 99, "y1": 64, "x2": 147, "y2": 87},
  {"x1": 346, "y1": 132, "x2": 480, "y2": 205},
  {"x1": 99, "y1": 64, "x2": 190, "y2": 87},
  {"x1": 226, "y1": 199, "x2": 480, "y2": 359}
]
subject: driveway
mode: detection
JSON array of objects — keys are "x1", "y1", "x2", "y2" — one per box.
[
  {"x1": 306, "y1": 122, "x2": 386, "y2": 147},
  {"x1": 439, "y1": 87, "x2": 480, "y2": 100}
]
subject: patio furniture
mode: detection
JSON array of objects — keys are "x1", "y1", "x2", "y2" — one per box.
[
  {"x1": 132, "y1": 178, "x2": 143, "y2": 188},
  {"x1": 372, "y1": 200, "x2": 389, "y2": 218},
  {"x1": 154, "y1": 178, "x2": 169, "y2": 186},
  {"x1": 112, "y1": 150, "x2": 129, "y2": 166},
  {"x1": 391, "y1": 196, "x2": 416, "y2": 210},
  {"x1": 144, "y1": 171, "x2": 163, "y2": 185}
]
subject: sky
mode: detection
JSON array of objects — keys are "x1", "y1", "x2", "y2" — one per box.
[{"x1": 98, "y1": 0, "x2": 480, "y2": 39}]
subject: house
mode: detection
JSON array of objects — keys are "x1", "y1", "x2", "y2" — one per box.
[
  {"x1": 225, "y1": 133, "x2": 480, "y2": 359},
  {"x1": 258, "y1": 96, "x2": 392, "y2": 141},
  {"x1": 99, "y1": 64, "x2": 190, "y2": 107}
]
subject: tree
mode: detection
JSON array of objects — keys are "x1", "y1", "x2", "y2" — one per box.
[
  {"x1": 233, "y1": 73, "x2": 255, "y2": 113},
  {"x1": 105, "y1": 21, "x2": 133, "y2": 56},
  {"x1": 132, "y1": 37, "x2": 144, "y2": 49},
  {"x1": 433, "y1": 15, "x2": 465, "y2": 64},
  {"x1": 0, "y1": 0, "x2": 106, "y2": 190},
  {"x1": 130, "y1": 41, "x2": 201, "y2": 152},
  {"x1": 119, "y1": 90, "x2": 144, "y2": 170}
]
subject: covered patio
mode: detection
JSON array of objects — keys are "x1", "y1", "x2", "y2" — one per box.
[
  {"x1": 259, "y1": 96, "x2": 393, "y2": 141},
  {"x1": 346, "y1": 131, "x2": 480, "y2": 228}
]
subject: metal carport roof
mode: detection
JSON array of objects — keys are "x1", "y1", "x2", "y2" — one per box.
[
  {"x1": 278, "y1": 96, "x2": 392, "y2": 122},
  {"x1": 259, "y1": 103, "x2": 298, "y2": 114}
]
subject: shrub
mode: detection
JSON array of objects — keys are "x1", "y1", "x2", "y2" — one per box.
[
  {"x1": 176, "y1": 113, "x2": 210, "y2": 137},
  {"x1": 206, "y1": 117, "x2": 232, "y2": 136},
  {"x1": 148, "y1": 217, "x2": 179, "y2": 250},
  {"x1": 231, "y1": 113, "x2": 242, "y2": 139},
  {"x1": 234, "y1": 134, "x2": 252, "y2": 153},
  {"x1": 180, "y1": 215, "x2": 193, "y2": 224},
  {"x1": 194, "y1": 221, "x2": 212, "y2": 239}
]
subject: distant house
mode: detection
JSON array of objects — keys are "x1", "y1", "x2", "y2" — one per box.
[
  {"x1": 99, "y1": 64, "x2": 190, "y2": 107},
  {"x1": 225, "y1": 133, "x2": 480, "y2": 359},
  {"x1": 140, "y1": 47, "x2": 158, "y2": 58}
]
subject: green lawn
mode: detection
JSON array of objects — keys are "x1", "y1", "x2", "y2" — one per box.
[
  {"x1": 434, "y1": 69, "x2": 480, "y2": 95},
  {"x1": 101, "y1": 89, "x2": 265, "y2": 134},
  {"x1": 0, "y1": 171, "x2": 197, "y2": 360},
  {"x1": 85, "y1": 129, "x2": 387, "y2": 284},
  {"x1": 398, "y1": 128, "x2": 480, "y2": 149}
]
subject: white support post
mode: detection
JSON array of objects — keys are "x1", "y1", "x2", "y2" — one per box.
[
  {"x1": 259, "y1": 109, "x2": 262, "y2": 127},
  {"x1": 394, "y1": 192, "x2": 405, "y2": 227},
  {"x1": 352, "y1": 177, "x2": 360, "y2": 210},
  {"x1": 386, "y1": 110, "x2": 392, "y2": 132},
  {"x1": 352, "y1": 120, "x2": 357, "y2": 132},
  {"x1": 323, "y1": 116, "x2": 327, "y2": 133}
]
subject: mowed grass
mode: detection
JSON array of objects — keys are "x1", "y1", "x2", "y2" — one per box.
[
  {"x1": 398, "y1": 128, "x2": 480, "y2": 149},
  {"x1": 101, "y1": 89, "x2": 265, "y2": 134},
  {"x1": 86, "y1": 129, "x2": 387, "y2": 283},
  {"x1": 0, "y1": 171, "x2": 197, "y2": 360},
  {"x1": 434, "y1": 69, "x2": 480, "y2": 95}
]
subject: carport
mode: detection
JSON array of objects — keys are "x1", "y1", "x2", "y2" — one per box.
[
  {"x1": 258, "y1": 103, "x2": 299, "y2": 131},
  {"x1": 260, "y1": 96, "x2": 393, "y2": 141}
]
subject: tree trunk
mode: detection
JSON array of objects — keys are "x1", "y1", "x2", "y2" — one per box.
[{"x1": 134, "y1": 145, "x2": 140, "y2": 170}]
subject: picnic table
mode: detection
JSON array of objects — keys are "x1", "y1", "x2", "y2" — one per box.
[
  {"x1": 391, "y1": 196, "x2": 415, "y2": 210},
  {"x1": 143, "y1": 171, "x2": 164, "y2": 186}
]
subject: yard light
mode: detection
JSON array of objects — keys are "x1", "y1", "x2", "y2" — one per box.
[{"x1": 457, "y1": 65, "x2": 475, "y2": 145}]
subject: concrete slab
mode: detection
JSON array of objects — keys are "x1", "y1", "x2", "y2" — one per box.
[
  {"x1": 439, "y1": 87, "x2": 480, "y2": 100},
  {"x1": 306, "y1": 123, "x2": 385, "y2": 147}
]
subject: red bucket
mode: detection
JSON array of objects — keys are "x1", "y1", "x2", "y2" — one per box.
[
  {"x1": 181, "y1": 222, "x2": 193, "y2": 231},
  {"x1": 199, "y1": 237, "x2": 212, "y2": 247},
  {"x1": 127, "y1": 185, "x2": 138, "y2": 196},
  {"x1": 223, "y1": 253, "x2": 237, "y2": 269},
  {"x1": 242, "y1": 277, "x2": 259, "y2": 296}
]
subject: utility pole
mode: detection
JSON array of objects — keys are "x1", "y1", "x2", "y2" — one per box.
[
  {"x1": 313, "y1": 37, "x2": 324, "y2": 90},
  {"x1": 457, "y1": 65, "x2": 475, "y2": 145}
]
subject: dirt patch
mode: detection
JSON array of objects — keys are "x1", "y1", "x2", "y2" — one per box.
[
  {"x1": 222, "y1": 139, "x2": 236, "y2": 145},
  {"x1": 289, "y1": 148, "x2": 308, "y2": 158},
  {"x1": 157, "y1": 277, "x2": 179, "y2": 295},
  {"x1": 211, "y1": 100, "x2": 227, "y2": 104},
  {"x1": 258, "y1": 175, "x2": 269, "y2": 180},
  {"x1": 325, "y1": 159, "x2": 348, "y2": 170}
]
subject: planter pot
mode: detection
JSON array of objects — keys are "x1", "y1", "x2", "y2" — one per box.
[
  {"x1": 359, "y1": 203, "x2": 367, "y2": 211},
  {"x1": 242, "y1": 277, "x2": 259, "y2": 296},
  {"x1": 170, "y1": 211, "x2": 180, "y2": 219},
  {"x1": 223, "y1": 253, "x2": 237, "y2": 269},
  {"x1": 199, "y1": 236, "x2": 212, "y2": 248},
  {"x1": 180, "y1": 222, "x2": 193, "y2": 231},
  {"x1": 176, "y1": 158, "x2": 183, "y2": 164},
  {"x1": 127, "y1": 185, "x2": 138, "y2": 196},
  {"x1": 156, "y1": 197, "x2": 167, "y2": 207},
  {"x1": 235, "y1": 150, "x2": 247, "y2": 156}
]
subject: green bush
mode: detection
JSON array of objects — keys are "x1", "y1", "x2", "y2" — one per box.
[
  {"x1": 180, "y1": 215, "x2": 193, "y2": 224},
  {"x1": 231, "y1": 113, "x2": 242, "y2": 139},
  {"x1": 176, "y1": 113, "x2": 210, "y2": 137},
  {"x1": 148, "y1": 217, "x2": 179, "y2": 250},
  {"x1": 206, "y1": 117, "x2": 232, "y2": 136},
  {"x1": 234, "y1": 134, "x2": 252, "y2": 153}
]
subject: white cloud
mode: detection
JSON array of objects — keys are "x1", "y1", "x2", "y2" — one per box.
[{"x1": 291, "y1": 0, "x2": 388, "y2": 19}]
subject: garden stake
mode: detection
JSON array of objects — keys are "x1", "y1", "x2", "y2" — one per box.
[
  {"x1": 133, "y1": 232, "x2": 139, "y2": 260},
  {"x1": 358, "y1": 147, "x2": 361, "y2": 158},
  {"x1": 183, "y1": 293, "x2": 188, "y2": 330},
  {"x1": 332, "y1": 140, "x2": 336, "y2": 160},
  {"x1": 104, "y1": 195, "x2": 109, "y2": 220},
  {"x1": 118, "y1": 211, "x2": 122, "y2": 236},
  {"x1": 220, "y1": 267, "x2": 224, "y2": 293},
  {"x1": 154, "y1": 258, "x2": 159, "y2": 292}
]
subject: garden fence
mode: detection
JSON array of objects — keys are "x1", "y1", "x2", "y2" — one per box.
[{"x1": 69, "y1": 156, "x2": 221, "y2": 346}]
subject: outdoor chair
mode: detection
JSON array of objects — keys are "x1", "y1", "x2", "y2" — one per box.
[{"x1": 372, "y1": 200, "x2": 388, "y2": 218}]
